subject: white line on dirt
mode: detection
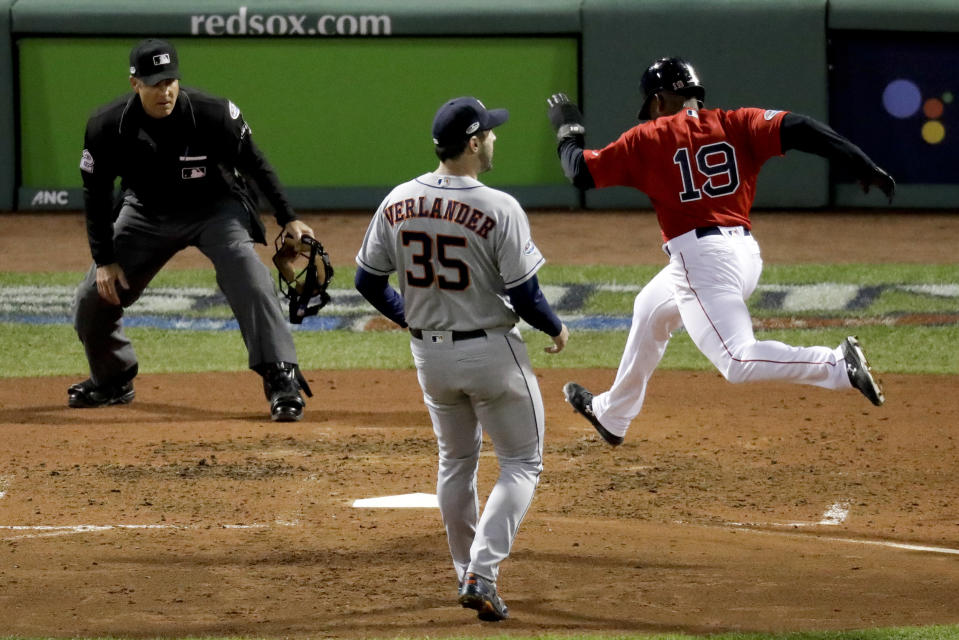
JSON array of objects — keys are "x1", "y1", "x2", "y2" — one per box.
[
  {"x1": 727, "y1": 501, "x2": 852, "y2": 529},
  {"x1": 0, "y1": 521, "x2": 295, "y2": 541},
  {"x1": 826, "y1": 538, "x2": 959, "y2": 555},
  {"x1": 721, "y1": 523, "x2": 959, "y2": 555}
]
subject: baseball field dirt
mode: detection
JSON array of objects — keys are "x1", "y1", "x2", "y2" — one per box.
[{"x1": 1, "y1": 210, "x2": 957, "y2": 637}]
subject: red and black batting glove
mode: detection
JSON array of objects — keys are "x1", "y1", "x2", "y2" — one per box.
[
  {"x1": 547, "y1": 93, "x2": 586, "y2": 141},
  {"x1": 861, "y1": 164, "x2": 896, "y2": 204}
]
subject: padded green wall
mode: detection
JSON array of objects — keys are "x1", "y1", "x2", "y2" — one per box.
[{"x1": 18, "y1": 37, "x2": 577, "y2": 189}]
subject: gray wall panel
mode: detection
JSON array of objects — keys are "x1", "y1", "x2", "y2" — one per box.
[{"x1": 581, "y1": 0, "x2": 829, "y2": 210}]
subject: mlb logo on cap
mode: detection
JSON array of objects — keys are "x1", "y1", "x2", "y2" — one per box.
[{"x1": 129, "y1": 38, "x2": 180, "y2": 86}]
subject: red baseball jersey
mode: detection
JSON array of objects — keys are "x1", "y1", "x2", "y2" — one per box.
[{"x1": 584, "y1": 107, "x2": 787, "y2": 240}]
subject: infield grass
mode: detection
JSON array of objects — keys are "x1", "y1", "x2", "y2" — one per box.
[
  {"x1": 2, "y1": 262, "x2": 955, "y2": 290},
  {"x1": 1, "y1": 262, "x2": 957, "y2": 378},
  {"x1": 2, "y1": 321, "x2": 956, "y2": 378}
]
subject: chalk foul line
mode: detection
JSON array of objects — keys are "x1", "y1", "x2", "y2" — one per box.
[
  {"x1": 0, "y1": 521, "x2": 296, "y2": 541},
  {"x1": 720, "y1": 522, "x2": 959, "y2": 556},
  {"x1": 714, "y1": 500, "x2": 959, "y2": 555}
]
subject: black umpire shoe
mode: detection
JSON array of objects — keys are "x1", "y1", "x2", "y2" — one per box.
[
  {"x1": 458, "y1": 572, "x2": 509, "y2": 622},
  {"x1": 563, "y1": 381, "x2": 624, "y2": 446},
  {"x1": 260, "y1": 362, "x2": 310, "y2": 422},
  {"x1": 841, "y1": 336, "x2": 885, "y2": 406},
  {"x1": 67, "y1": 378, "x2": 135, "y2": 408}
]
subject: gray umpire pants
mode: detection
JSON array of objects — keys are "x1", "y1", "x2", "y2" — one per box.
[
  {"x1": 411, "y1": 326, "x2": 544, "y2": 584},
  {"x1": 72, "y1": 199, "x2": 296, "y2": 386}
]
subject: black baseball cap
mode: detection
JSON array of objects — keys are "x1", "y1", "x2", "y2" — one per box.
[
  {"x1": 431, "y1": 97, "x2": 509, "y2": 146},
  {"x1": 129, "y1": 39, "x2": 180, "y2": 86}
]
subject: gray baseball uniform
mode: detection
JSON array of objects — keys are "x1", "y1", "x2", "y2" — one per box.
[{"x1": 356, "y1": 171, "x2": 546, "y2": 583}]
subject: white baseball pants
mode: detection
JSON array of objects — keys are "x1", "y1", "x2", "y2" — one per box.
[{"x1": 591, "y1": 226, "x2": 852, "y2": 438}]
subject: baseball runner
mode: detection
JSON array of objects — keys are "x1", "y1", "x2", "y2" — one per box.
[
  {"x1": 547, "y1": 57, "x2": 893, "y2": 446},
  {"x1": 355, "y1": 97, "x2": 569, "y2": 621},
  {"x1": 70, "y1": 38, "x2": 315, "y2": 421}
]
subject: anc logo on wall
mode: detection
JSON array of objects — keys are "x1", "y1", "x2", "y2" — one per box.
[{"x1": 25, "y1": 189, "x2": 74, "y2": 209}]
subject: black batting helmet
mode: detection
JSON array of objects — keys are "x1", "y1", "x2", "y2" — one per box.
[{"x1": 637, "y1": 57, "x2": 706, "y2": 120}]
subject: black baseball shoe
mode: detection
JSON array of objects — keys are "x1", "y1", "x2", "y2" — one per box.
[
  {"x1": 563, "y1": 381, "x2": 623, "y2": 446},
  {"x1": 458, "y1": 572, "x2": 509, "y2": 622},
  {"x1": 841, "y1": 336, "x2": 885, "y2": 406},
  {"x1": 260, "y1": 362, "x2": 310, "y2": 422},
  {"x1": 67, "y1": 378, "x2": 135, "y2": 408}
]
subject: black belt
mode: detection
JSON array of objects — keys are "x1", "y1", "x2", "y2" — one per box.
[
  {"x1": 695, "y1": 225, "x2": 750, "y2": 238},
  {"x1": 409, "y1": 328, "x2": 487, "y2": 341}
]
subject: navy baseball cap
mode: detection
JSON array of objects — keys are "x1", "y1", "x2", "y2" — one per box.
[
  {"x1": 431, "y1": 97, "x2": 509, "y2": 146},
  {"x1": 129, "y1": 39, "x2": 180, "y2": 85}
]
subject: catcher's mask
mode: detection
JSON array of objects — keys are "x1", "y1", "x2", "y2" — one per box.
[{"x1": 272, "y1": 232, "x2": 334, "y2": 324}]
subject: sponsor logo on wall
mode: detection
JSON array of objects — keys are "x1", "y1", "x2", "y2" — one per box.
[
  {"x1": 190, "y1": 7, "x2": 392, "y2": 36},
  {"x1": 26, "y1": 190, "x2": 73, "y2": 209}
]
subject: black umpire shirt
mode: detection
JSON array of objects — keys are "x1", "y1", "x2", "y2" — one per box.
[{"x1": 79, "y1": 87, "x2": 297, "y2": 266}]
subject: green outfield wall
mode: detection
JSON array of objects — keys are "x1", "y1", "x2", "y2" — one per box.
[
  {"x1": 16, "y1": 36, "x2": 579, "y2": 210},
  {"x1": 2, "y1": 0, "x2": 956, "y2": 211},
  {"x1": 10, "y1": 0, "x2": 583, "y2": 211}
]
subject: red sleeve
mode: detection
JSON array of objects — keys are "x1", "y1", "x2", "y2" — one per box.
[
  {"x1": 726, "y1": 107, "x2": 788, "y2": 164},
  {"x1": 583, "y1": 126, "x2": 643, "y2": 189}
]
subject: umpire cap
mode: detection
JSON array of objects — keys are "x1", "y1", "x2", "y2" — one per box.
[
  {"x1": 129, "y1": 39, "x2": 180, "y2": 86},
  {"x1": 637, "y1": 57, "x2": 705, "y2": 120}
]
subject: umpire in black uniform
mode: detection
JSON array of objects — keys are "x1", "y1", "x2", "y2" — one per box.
[{"x1": 70, "y1": 38, "x2": 314, "y2": 422}]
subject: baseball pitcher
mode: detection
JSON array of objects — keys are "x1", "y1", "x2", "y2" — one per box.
[{"x1": 356, "y1": 97, "x2": 569, "y2": 621}]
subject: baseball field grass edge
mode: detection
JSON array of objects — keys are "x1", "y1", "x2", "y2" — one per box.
[
  {"x1": 1, "y1": 323, "x2": 956, "y2": 378},
  {"x1": 1, "y1": 262, "x2": 956, "y2": 377}
]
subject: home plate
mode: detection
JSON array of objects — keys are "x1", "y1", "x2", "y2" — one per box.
[{"x1": 351, "y1": 493, "x2": 439, "y2": 508}]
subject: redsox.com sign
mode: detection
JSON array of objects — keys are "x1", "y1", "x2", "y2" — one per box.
[{"x1": 190, "y1": 6, "x2": 392, "y2": 36}]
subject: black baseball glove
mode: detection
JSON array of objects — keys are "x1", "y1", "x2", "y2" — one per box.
[
  {"x1": 860, "y1": 164, "x2": 896, "y2": 204},
  {"x1": 547, "y1": 92, "x2": 586, "y2": 141},
  {"x1": 272, "y1": 232, "x2": 335, "y2": 324}
]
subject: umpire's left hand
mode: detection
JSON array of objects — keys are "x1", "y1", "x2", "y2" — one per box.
[{"x1": 95, "y1": 262, "x2": 129, "y2": 306}]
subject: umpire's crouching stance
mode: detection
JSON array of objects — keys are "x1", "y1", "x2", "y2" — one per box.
[{"x1": 70, "y1": 39, "x2": 315, "y2": 421}]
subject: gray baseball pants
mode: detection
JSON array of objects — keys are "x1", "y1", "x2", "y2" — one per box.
[
  {"x1": 411, "y1": 326, "x2": 544, "y2": 584},
  {"x1": 73, "y1": 199, "x2": 296, "y2": 386}
]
